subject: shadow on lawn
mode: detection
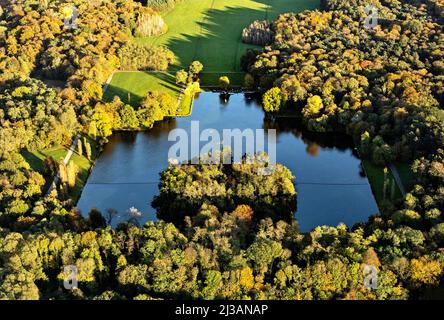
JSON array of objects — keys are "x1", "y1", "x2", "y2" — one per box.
[
  {"x1": 166, "y1": 5, "x2": 265, "y2": 72},
  {"x1": 21, "y1": 149, "x2": 44, "y2": 172},
  {"x1": 104, "y1": 84, "x2": 144, "y2": 105},
  {"x1": 104, "y1": 72, "x2": 180, "y2": 106},
  {"x1": 163, "y1": 0, "x2": 319, "y2": 72},
  {"x1": 105, "y1": 1, "x2": 318, "y2": 104},
  {"x1": 154, "y1": 72, "x2": 182, "y2": 94}
]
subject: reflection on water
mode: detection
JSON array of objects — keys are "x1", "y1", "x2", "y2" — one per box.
[{"x1": 77, "y1": 92, "x2": 379, "y2": 231}]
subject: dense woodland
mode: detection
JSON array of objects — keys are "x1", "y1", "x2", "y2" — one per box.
[
  {"x1": 244, "y1": 0, "x2": 444, "y2": 219},
  {"x1": 0, "y1": 0, "x2": 443, "y2": 300},
  {"x1": 153, "y1": 154, "x2": 297, "y2": 224},
  {"x1": 0, "y1": 0, "x2": 181, "y2": 230}
]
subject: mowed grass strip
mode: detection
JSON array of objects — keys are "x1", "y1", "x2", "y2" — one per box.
[{"x1": 69, "y1": 137, "x2": 100, "y2": 203}]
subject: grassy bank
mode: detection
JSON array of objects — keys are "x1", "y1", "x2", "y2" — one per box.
[
  {"x1": 199, "y1": 72, "x2": 245, "y2": 87},
  {"x1": 69, "y1": 136, "x2": 100, "y2": 203},
  {"x1": 23, "y1": 136, "x2": 100, "y2": 204},
  {"x1": 362, "y1": 160, "x2": 403, "y2": 206}
]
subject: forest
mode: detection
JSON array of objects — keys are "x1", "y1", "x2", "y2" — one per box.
[
  {"x1": 152, "y1": 154, "x2": 297, "y2": 224},
  {"x1": 243, "y1": 0, "x2": 444, "y2": 219},
  {"x1": 0, "y1": 0, "x2": 443, "y2": 300}
]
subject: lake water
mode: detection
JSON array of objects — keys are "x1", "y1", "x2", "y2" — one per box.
[{"x1": 77, "y1": 92, "x2": 379, "y2": 231}]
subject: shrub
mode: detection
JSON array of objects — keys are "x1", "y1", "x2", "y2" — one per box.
[
  {"x1": 138, "y1": 91, "x2": 178, "y2": 128},
  {"x1": 391, "y1": 209, "x2": 422, "y2": 227},
  {"x1": 119, "y1": 105, "x2": 139, "y2": 129},
  {"x1": 244, "y1": 73, "x2": 255, "y2": 89},
  {"x1": 189, "y1": 61, "x2": 204, "y2": 77},
  {"x1": 175, "y1": 70, "x2": 188, "y2": 85}
]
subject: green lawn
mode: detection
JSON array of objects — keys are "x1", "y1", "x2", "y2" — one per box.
[
  {"x1": 103, "y1": 71, "x2": 196, "y2": 115},
  {"x1": 22, "y1": 146, "x2": 69, "y2": 173},
  {"x1": 137, "y1": 0, "x2": 319, "y2": 72},
  {"x1": 362, "y1": 160, "x2": 402, "y2": 206},
  {"x1": 103, "y1": 72, "x2": 181, "y2": 106},
  {"x1": 23, "y1": 136, "x2": 99, "y2": 203},
  {"x1": 177, "y1": 93, "x2": 194, "y2": 117},
  {"x1": 394, "y1": 162, "x2": 416, "y2": 190},
  {"x1": 105, "y1": 0, "x2": 319, "y2": 107}
]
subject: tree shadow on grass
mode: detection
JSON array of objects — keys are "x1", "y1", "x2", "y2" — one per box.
[
  {"x1": 104, "y1": 84, "x2": 144, "y2": 106},
  {"x1": 104, "y1": 72, "x2": 181, "y2": 106},
  {"x1": 166, "y1": 5, "x2": 266, "y2": 72},
  {"x1": 153, "y1": 72, "x2": 182, "y2": 94},
  {"x1": 21, "y1": 149, "x2": 44, "y2": 172},
  {"x1": 109, "y1": 1, "x2": 319, "y2": 104},
  {"x1": 161, "y1": 0, "x2": 319, "y2": 72}
]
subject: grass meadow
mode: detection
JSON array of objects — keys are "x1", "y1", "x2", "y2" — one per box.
[{"x1": 105, "y1": 0, "x2": 320, "y2": 103}]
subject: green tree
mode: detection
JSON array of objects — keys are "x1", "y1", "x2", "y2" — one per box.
[
  {"x1": 92, "y1": 106, "x2": 113, "y2": 138},
  {"x1": 189, "y1": 61, "x2": 203, "y2": 78},
  {"x1": 119, "y1": 105, "x2": 139, "y2": 129},
  {"x1": 77, "y1": 139, "x2": 83, "y2": 157},
  {"x1": 263, "y1": 87, "x2": 284, "y2": 112},
  {"x1": 89, "y1": 121, "x2": 98, "y2": 139},
  {"x1": 246, "y1": 239, "x2": 284, "y2": 274},
  {"x1": 244, "y1": 73, "x2": 255, "y2": 89},
  {"x1": 88, "y1": 209, "x2": 107, "y2": 229},
  {"x1": 66, "y1": 161, "x2": 78, "y2": 190},
  {"x1": 202, "y1": 270, "x2": 222, "y2": 299},
  {"x1": 302, "y1": 95, "x2": 323, "y2": 118},
  {"x1": 219, "y1": 76, "x2": 230, "y2": 91},
  {"x1": 43, "y1": 156, "x2": 58, "y2": 177},
  {"x1": 430, "y1": 223, "x2": 444, "y2": 246},
  {"x1": 85, "y1": 141, "x2": 92, "y2": 161},
  {"x1": 0, "y1": 272, "x2": 40, "y2": 300},
  {"x1": 175, "y1": 69, "x2": 188, "y2": 85}
]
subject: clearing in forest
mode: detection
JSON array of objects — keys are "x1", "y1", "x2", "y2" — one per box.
[{"x1": 106, "y1": 0, "x2": 319, "y2": 102}]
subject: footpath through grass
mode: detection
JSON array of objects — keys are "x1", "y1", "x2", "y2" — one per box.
[{"x1": 23, "y1": 136, "x2": 99, "y2": 203}]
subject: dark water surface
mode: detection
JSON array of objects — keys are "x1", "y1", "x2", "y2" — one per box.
[{"x1": 77, "y1": 93, "x2": 379, "y2": 231}]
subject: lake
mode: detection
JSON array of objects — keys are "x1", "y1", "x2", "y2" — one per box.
[{"x1": 77, "y1": 92, "x2": 379, "y2": 231}]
